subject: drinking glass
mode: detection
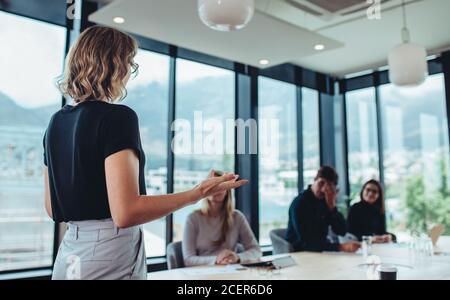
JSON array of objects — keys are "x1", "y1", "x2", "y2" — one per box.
[{"x1": 362, "y1": 235, "x2": 373, "y2": 259}]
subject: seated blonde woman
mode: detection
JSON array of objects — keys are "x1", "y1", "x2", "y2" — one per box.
[{"x1": 182, "y1": 170, "x2": 262, "y2": 267}]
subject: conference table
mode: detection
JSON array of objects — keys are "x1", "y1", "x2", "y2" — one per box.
[{"x1": 148, "y1": 237, "x2": 450, "y2": 280}]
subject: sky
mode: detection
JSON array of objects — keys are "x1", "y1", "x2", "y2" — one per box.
[
  {"x1": 0, "y1": 11, "x2": 66, "y2": 108},
  {"x1": 127, "y1": 50, "x2": 231, "y2": 89},
  {"x1": 0, "y1": 10, "x2": 230, "y2": 109}
]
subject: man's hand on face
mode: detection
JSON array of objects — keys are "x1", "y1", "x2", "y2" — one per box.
[{"x1": 323, "y1": 183, "x2": 338, "y2": 211}]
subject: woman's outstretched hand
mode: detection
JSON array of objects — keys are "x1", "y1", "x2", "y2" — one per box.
[{"x1": 192, "y1": 172, "x2": 248, "y2": 203}]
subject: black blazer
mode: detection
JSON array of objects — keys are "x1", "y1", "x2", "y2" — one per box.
[
  {"x1": 286, "y1": 187, "x2": 346, "y2": 252},
  {"x1": 347, "y1": 201, "x2": 388, "y2": 241}
]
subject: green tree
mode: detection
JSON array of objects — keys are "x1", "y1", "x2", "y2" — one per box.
[
  {"x1": 405, "y1": 175, "x2": 429, "y2": 233},
  {"x1": 404, "y1": 158, "x2": 450, "y2": 235}
]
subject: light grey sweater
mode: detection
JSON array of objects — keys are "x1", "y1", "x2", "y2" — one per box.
[{"x1": 182, "y1": 210, "x2": 262, "y2": 267}]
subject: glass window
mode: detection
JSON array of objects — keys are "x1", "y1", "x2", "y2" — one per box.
[
  {"x1": 125, "y1": 49, "x2": 170, "y2": 257},
  {"x1": 346, "y1": 88, "x2": 380, "y2": 201},
  {"x1": 172, "y1": 59, "x2": 235, "y2": 241},
  {"x1": 0, "y1": 12, "x2": 66, "y2": 271},
  {"x1": 380, "y1": 74, "x2": 450, "y2": 235},
  {"x1": 302, "y1": 88, "x2": 321, "y2": 187},
  {"x1": 258, "y1": 77, "x2": 297, "y2": 245}
]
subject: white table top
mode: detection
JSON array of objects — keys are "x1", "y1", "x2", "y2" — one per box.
[{"x1": 148, "y1": 236, "x2": 450, "y2": 280}]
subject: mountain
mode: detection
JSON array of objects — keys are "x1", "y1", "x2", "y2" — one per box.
[
  {"x1": 0, "y1": 77, "x2": 238, "y2": 130},
  {"x1": 32, "y1": 103, "x2": 61, "y2": 125},
  {"x1": 0, "y1": 91, "x2": 46, "y2": 127},
  {"x1": 2, "y1": 77, "x2": 447, "y2": 156}
]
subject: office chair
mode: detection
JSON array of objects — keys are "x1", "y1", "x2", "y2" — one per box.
[
  {"x1": 269, "y1": 228, "x2": 294, "y2": 255},
  {"x1": 166, "y1": 241, "x2": 184, "y2": 269}
]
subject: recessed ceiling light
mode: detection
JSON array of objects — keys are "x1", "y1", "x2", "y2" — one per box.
[
  {"x1": 314, "y1": 44, "x2": 325, "y2": 51},
  {"x1": 259, "y1": 59, "x2": 269, "y2": 65},
  {"x1": 113, "y1": 17, "x2": 125, "y2": 24}
]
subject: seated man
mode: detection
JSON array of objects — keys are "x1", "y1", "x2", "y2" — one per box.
[{"x1": 286, "y1": 166, "x2": 360, "y2": 253}]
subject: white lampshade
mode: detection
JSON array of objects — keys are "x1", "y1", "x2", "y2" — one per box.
[
  {"x1": 198, "y1": 0, "x2": 255, "y2": 31},
  {"x1": 388, "y1": 42, "x2": 428, "y2": 87}
]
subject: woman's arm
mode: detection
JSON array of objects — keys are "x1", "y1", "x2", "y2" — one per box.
[
  {"x1": 105, "y1": 149, "x2": 247, "y2": 228},
  {"x1": 235, "y1": 212, "x2": 262, "y2": 263},
  {"x1": 182, "y1": 213, "x2": 217, "y2": 267},
  {"x1": 44, "y1": 167, "x2": 53, "y2": 219}
]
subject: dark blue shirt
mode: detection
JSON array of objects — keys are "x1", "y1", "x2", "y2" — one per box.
[
  {"x1": 286, "y1": 186, "x2": 346, "y2": 252},
  {"x1": 43, "y1": 101, "x2": 146, "y2": 223}
]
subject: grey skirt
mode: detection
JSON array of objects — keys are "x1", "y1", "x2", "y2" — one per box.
[{"x1": 52, "y1": 219, "x2": 146, "y2": 280}]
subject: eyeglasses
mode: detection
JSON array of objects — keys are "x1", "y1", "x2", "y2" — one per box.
[{"x1": 365, "y1": 187, "x2": 379, "y2": 194}]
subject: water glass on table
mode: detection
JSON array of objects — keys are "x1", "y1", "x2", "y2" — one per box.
[
  {"x1": 409, "y1": 234, "x2": 434, "y2": 267},
  {"x1": 421, "y1": 236, "x2": 434, "y2": 257},
  {"x1": 362, "y1": 235, "x2": 373, "y2": 259}
]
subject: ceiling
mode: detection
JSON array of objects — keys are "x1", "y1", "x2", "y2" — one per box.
[{"x1": 89, "y1": 0, "x2": 450, "y2": 77}]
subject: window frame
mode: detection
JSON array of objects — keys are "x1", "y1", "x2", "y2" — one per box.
[
  {"x1": 341, "y1": 60, "x2": 445, "y2": 198},
  {"x1": 6, "y1": 0, "x2": 421, "y2": 277},
  {"x1": 0, "y1": 8, "x2": 68, "y2": 275},
  {"x1": 257, "y1": 76, "x2": 299, "y2": 246},
  {"x1": 344, "y1": 86, "x2": 381, "y2": 199},
  {"x1": 171, "y1": 57, "x2": 236, "y2": 243},
  {"x1": 341, "y1": 60, "x2": 449, "y2": 235}
]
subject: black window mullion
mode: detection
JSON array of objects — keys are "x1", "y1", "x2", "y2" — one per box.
[
  {"x1": 442, "y1": 51, "x2": 450, "y2": 158},
  {"x1": 318, "y1": 92, "x2": 325, "y2": 166},
  {"x1": 295, "y1": 67, "x2": 304, "y2": 194},
  {"x1": 341, "y1": 92, "x2": 351, "y2": 208},
  {"x1": 51, "y1": 0, "x2": 76, "y2": 267},
  {"x1": 165, "y1": 47, "x2": 177, "y2": 247},
  {"x1": 235, "y1": 66, "x2": 259, "y2": 240},
  {"x1": 373, "y1": 72, "x2": 385, "y2": 188}
]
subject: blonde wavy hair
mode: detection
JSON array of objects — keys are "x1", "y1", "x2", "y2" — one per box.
[
  {"x1": 199, "y1": 170, "x2": 235, "y2": 246},
  {"x1": 57, "y1": 25, "x2": 139, "y2": 103}
]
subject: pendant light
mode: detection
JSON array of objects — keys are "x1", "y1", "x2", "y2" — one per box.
[
  {"x1": 388, "y1": 0, "x2": 427, "y2": 87},
  {"x1": 198, "y1": 0, "x2": 255, "y2": 32}
]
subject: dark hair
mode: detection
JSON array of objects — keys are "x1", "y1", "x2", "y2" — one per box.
[
  {"x1": 315, "y1": 166, "x2": 339, "y2": 185},
  {"x1": 360, "y1": 180, "x2": 385, "y2": 214}
]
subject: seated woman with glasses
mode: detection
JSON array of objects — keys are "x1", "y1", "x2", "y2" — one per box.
[
  {"x1": 182, "y1": 170, "x2": 261, "y2": 267},
  {"x1": 347, "y1": 180, "x2": 396, "y2": 243}
]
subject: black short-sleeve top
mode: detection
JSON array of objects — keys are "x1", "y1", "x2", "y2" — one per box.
[{"x1": 43, "y1": 100, "x2": 146, "y2": 223}]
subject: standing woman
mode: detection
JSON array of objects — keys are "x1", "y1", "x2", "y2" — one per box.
[
  {"x1": 44, "y1": 26, "x2": 247, "y2": 280},
  {"x1": 183, "y1": 170, "x2": 261, "y2": 267},
  {"x1": 347, "y1": 180, "x2": 395, "y2": 243}
]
